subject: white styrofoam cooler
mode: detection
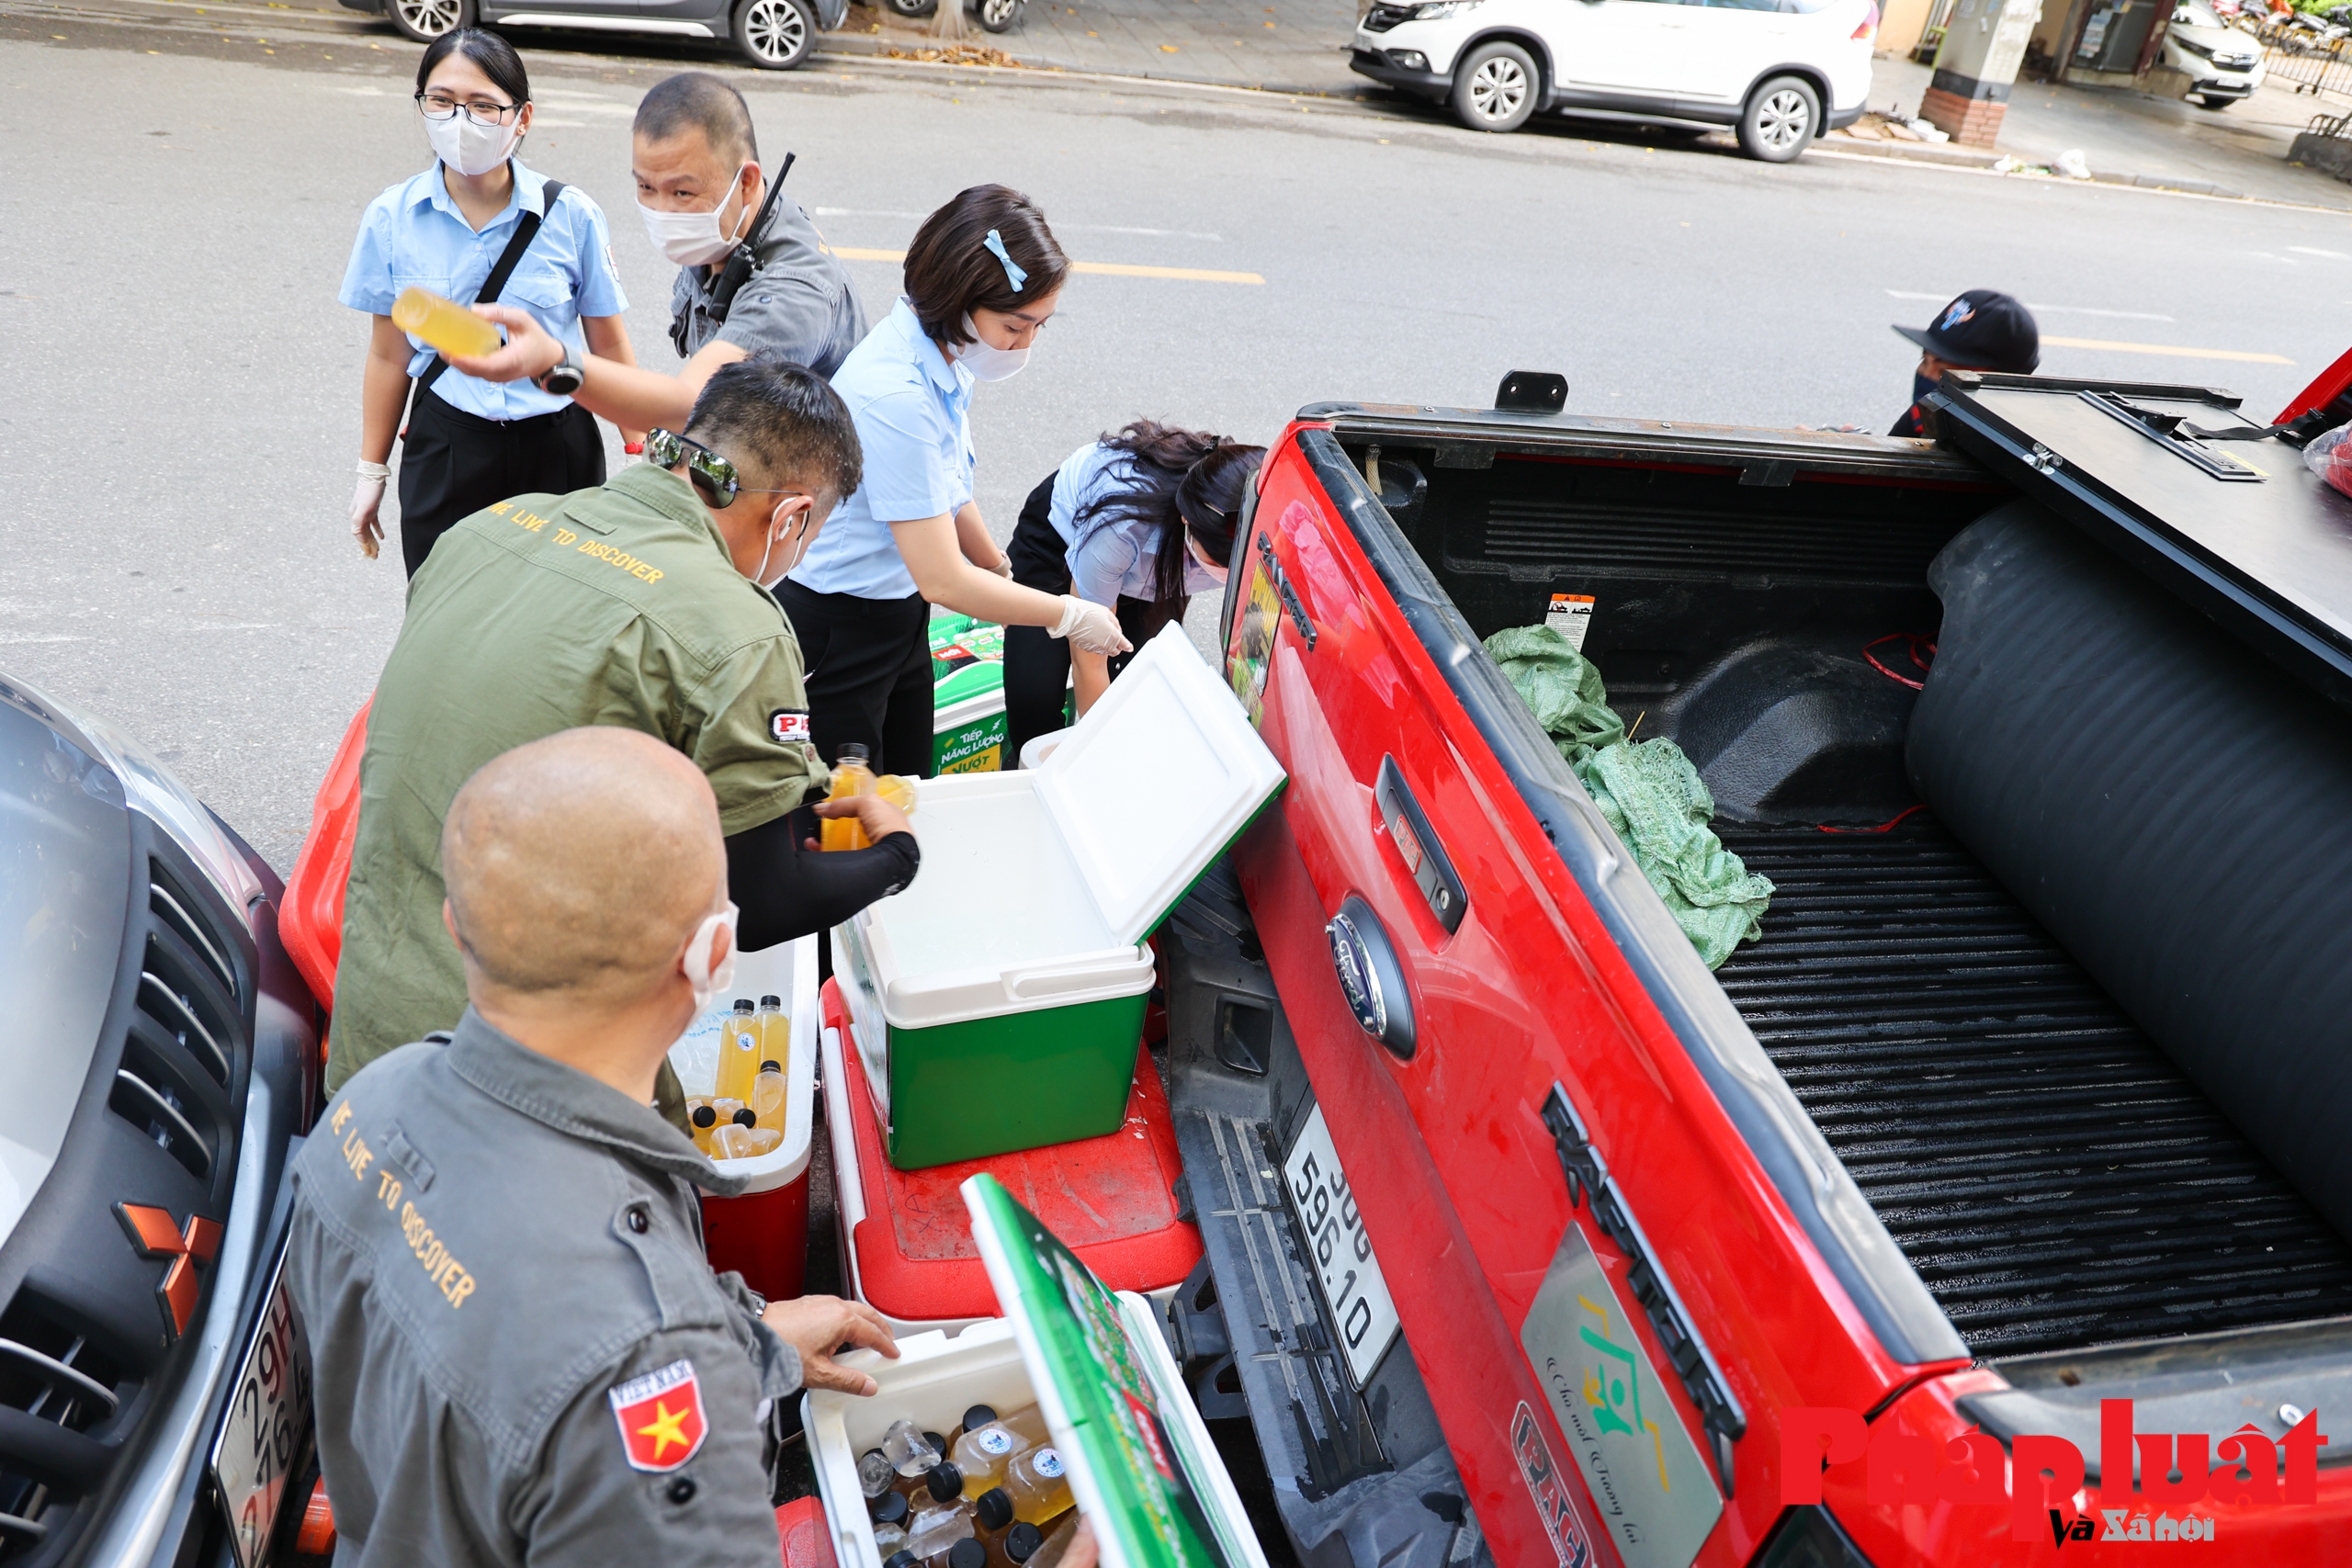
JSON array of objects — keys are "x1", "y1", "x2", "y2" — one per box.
[{"x1": 665, "y1": 932, "x2": 818, "y2": 1193}]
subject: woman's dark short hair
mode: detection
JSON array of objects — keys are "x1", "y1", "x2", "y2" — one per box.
[
  {"x1": 415, "y1": 28, "x2": 530, "y2": 107},
  {"x1": 684, "y1": 360, "x2": 863, "y2": 503},
  {"x1": 903, "y1": 186, "x2": 1069, "y2": 349}
]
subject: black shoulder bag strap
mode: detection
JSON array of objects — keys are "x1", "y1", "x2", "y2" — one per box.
[
  {"x1": 413, "y1": 177, "x2": 567, "y2": 398},
  {"x1": 704, "y1": 153, "x2": 797, "y2": 327}
]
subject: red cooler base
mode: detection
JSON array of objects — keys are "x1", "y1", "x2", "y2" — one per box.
[
  {"x1": 703, "y1": 1175, "x2": 810, "y2": 1303},
  {"x1": 822, "y1": 978, "x2": 1203, "y2": 1325},
  {"x1": 776, "y1": 1496, "x2": 837, "y2": 1568}
]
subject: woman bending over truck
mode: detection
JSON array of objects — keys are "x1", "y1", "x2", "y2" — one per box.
[
  {"x1": 774, "y1": 185, "x2": 1131, "y2": 776},
  {"x1": 1002, "y1": 423, "x2": 1265, "y2": 764}
]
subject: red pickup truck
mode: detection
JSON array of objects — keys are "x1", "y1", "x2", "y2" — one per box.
[{"x1": 1154, "y1": 373, "x2": 2352, "y2": 1568}]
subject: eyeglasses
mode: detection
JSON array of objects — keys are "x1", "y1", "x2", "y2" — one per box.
[
  {"x1": 414, "y1": 92, "x2": 522, "y2": 127},
  {"x1": 646, "y1": 428, "x2": 808, "y2": 510}
]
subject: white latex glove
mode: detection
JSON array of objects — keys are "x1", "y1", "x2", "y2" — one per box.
[
  {"x1": 1053, "y1": 594, "x2": 1132, "y2": 657},
  {"x1": 352, "y1": 461, "x2": 390, "y2": 560}
]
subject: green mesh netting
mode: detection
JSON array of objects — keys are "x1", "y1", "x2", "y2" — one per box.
[{"x1": 1486, "y1": 625, "x2": 1772, "y2": 968}]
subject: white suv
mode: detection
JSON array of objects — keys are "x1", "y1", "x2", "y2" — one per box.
[{"x1": 1351, "y1": 0, "x2": 1878, "y2": 160}]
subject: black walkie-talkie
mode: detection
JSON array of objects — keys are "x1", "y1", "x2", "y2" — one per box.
[{"x1": 707, "y1": 152, "x2": 797, "y2": 326}]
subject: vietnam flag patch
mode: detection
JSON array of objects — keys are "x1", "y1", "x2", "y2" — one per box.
[{"x1": 609, "y1": 1359, "x2": 707, "y2": 1472}]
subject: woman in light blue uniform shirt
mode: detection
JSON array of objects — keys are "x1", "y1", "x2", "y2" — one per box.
[
  {"x1": 1001, "y1": 423, "x2": 1265, "y2": 763},
  {"x1": 775, "y1": 185, "x2": 1129, "y2": 776},
  {"x1": 342, "y1": 29, "x2": 640, "y2": 577}
]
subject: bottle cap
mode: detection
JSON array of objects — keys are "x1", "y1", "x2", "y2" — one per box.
[
  {"x1": 870, "y1": 1491, "x2": 910, "y2": 1526},
  {"x1": 1005, "y1": 1524, "x2": 1046, "y2": 1563},
  {"x1": 734, "y1": 1108, "x2": 759, "y2": 1128},
  {"x1": 759, "y1": 1060, "x2": 783, "y2": 1075},
  {"x1": 885, "y1": 1554, "x2": 919, "y2": 1568},
  {"x1": 924, "y1": 1462, "x2": 964, "y2": 1502},
  {"x1": 691, "y1": 1106, "x2": 717, "y2": 1128},
  {"x1": 948, "y1": 1540, "x2": 987, "y2": 1568},
  {"x1": 974, "y1": 1488, "x2": 1014, "y2": 1531},
  {"x1": 840, "y1": 743, "x2": 870, "y2": 762},
  {"x1": 961, "y1": 1404, "x2": 998, "y2": 1434},
  {"x1": 924, "y1": 1431, "x2": 952, "y2": 1460},
  {"x1": 732, "y1": 998, "x2": 755, "y2": 1013},
  {"x1": 761, "y1": 993, "x2": 783, "y2": 1008}
]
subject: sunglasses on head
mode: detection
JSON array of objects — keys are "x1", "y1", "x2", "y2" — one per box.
[{"x1": 645, "y1": 428, "x2": 808, "y2": 512}]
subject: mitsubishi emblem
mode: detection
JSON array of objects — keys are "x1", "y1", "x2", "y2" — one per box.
[{"x1": 115, "y1": 1202, "x2": 223, "y2": 1343}]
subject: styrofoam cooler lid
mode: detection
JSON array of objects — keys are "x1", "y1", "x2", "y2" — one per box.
[
  {"x1": 961, "y1": 1174, "x2": 1270, "y2": 1568},
  {"x1": 1034, "y1": 626, "x2": 1285, "y2": 946}
]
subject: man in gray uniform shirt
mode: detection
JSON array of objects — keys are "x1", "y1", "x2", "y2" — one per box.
[
  {"x1": 455, "y1": 73, "x2": 868, "y2": 434},
  {"x1": 288, "y1": 727, "x2": 895, "y2": 1566}
]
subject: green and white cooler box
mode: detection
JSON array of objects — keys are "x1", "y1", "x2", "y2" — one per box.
[
  {"x1": 933, "y1": 660, "x2": 1009, "y2": 775},
  {"x1": 835, "y1": 626, "x2": 1285, "y2": 1169},
  {"x1": 807, "y1": 1174, "x2": 1272, "y2": 1568}
]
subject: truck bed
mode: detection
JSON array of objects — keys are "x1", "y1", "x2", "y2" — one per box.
[
  {"x1": 1713, "y1": 821, "x2": 2352, "y2": 1358},
  {"x1": 1356, "y1": 430, "x2": 2352, "y2": 1361}
]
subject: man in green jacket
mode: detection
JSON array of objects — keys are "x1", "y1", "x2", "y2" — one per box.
[{"x1": 331, "y1": 360, "x2": 919, "y2": 1103}]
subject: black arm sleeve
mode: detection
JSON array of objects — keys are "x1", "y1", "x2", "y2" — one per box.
[{"x1": 724, "y1": 807, "x2": 922, "y2": 952}]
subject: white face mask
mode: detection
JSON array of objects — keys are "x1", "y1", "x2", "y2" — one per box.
[
  {"x1": 956, "y1": 313, "x2": 1031, "y2": 382},
  {"x1": 682, "y1": 900, "x2": 741, "y2": 1015},
  {"x1": 639, "y1": 164, "x2": 752, "y2": 268},
  {"x1": 426, "y1": 111, "x2": 522, "y2": 181},
  {"x1": 752, "y1": 499, "x2": 812, "y2": 591}
]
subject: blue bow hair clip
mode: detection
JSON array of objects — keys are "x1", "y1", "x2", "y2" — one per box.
[{"x1": 982, "y1": 229, "x2": 1028, "y2": 293}]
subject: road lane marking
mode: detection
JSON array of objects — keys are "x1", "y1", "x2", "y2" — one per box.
[
  {"x1": 2041, "y1": 336, "x2": 2293, "y2": 365},
  {"x1": 826, "y1": 246, "x2": 1262, "y2": 284},
  {"x1": 812, "y1": 208, "x2": 1225, "y2": 241}
]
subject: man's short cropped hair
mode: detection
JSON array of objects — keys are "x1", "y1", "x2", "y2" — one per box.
[
  {"x1": 635, "y1": 72, "x2": 758, "y2": 167},
  {"x1": 684, "y1": 360, "x2": 863, "y2": 502}
]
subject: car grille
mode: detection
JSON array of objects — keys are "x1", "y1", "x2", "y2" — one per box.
[
  {"x1": 1712, "y1": 821, "x2": 2352, "y2": 1359},
  {"x1": 0, "y1": 852, "x2": 249, "y2": 1564}
]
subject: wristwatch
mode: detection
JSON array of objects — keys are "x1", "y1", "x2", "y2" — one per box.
[{"x1": 537, "y1": 342, "x2": 585, "y2": 397}]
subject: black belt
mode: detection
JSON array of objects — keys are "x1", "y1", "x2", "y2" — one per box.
[{"x1": 412, "y1": 385, "x2": 589, "y2": 434}]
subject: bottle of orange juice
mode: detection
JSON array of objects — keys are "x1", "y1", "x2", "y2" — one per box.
[
  {"x1": 821, "y1": 744, "x2": 876, "y2": 852},
  {"x1": 715, "y1": 999, "x2": 763, "y2": 1104},
  {"x1": 390, "y1": 286, "x2": 503, "y2": 358}
]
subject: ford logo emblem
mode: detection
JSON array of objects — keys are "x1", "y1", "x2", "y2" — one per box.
[{"x1": 1325, "y1": 895, "x2": 1416, "y2": 1059}]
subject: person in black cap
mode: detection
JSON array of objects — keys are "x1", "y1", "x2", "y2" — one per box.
[{"x1": 1891, "y1": 289, "x2": 2041, "y2": 438}]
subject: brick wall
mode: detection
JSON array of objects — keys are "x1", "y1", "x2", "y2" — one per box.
[{"x1": 1919, "y1": 86, "x2": 2007, "y2": 148}]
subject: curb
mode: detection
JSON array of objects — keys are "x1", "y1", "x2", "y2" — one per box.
[
  {"x1": 809, "y1": 26, "x2": 1363, "y2": 97},
  {"x1": 1820, "y1": 132, "x2": 2249, "y2": 198}
]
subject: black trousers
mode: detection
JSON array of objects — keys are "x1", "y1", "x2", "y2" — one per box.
[
  {"x1": 773, "y1": 580, "x2": 935, "y2": 778},
  {"x1": 1001, "y1": 470, "x2": 1188, "y2": 767},
  {"x1": 397, "y1": 388, "x2": 605, "y2": 578}
]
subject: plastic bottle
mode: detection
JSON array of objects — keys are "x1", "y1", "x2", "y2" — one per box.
[
  {"x1": 823, "y1": 745, "x2": 876, "y2": 852},
  {"x1": 688, "y1": 1103, "x2": 718, "y2": 1155},
  {"x1": 871, "y1": 1491, "x2": 911, "y2": 1529},
  {"x1": 859, "y1": 1450, "x2": 899, "y2": 1500},
  {"x1": 921, "y1": 1464, "x2": 966, "y2": 1506},
  {"x1": 1001, "y1": 1523, "x2": 1045, "y2": 1568},
  {"x1": 1023, "y1": 1516, "x2": 1080, "y2": 1568},
  {"x1": 994, "y1": 1406, "x2": 1051, "y2": 1450},
  {"x1": 952, "y1": 1421, "x2": 1024, "y2": 1499},
  {"x1": 752, "y1": 1060, "x2": 789, "y2": 1126},
  {"x1": 885, "y1": 1552, "x2": 919, "y2": 1568},
  {"x1": 904, "y1": 1499, "x2": 975, "y2": 1561},
  {"x1": 716, "y1": 999, "x2": 763, "y2": 1103},
  {"x1": 756, "y1": 993, "x2": 790, "y2": 1084},
  {"x1": 390, "y1": 286, "x2": 503, "y2": 359},
  {"x1": 883, "y1": 1419, "x2": 942, "y2": 1478},
  {"x1": 929, "y1": 1537, "x2": 985, "y2": 1568},
  {"x1": 712, "y1": 1097, "x2": 746, "y2": 1127},
  {"x1": 1003, "y1": 1449, "x2": 1072, "y2": 1526},
  {"x1": 959, "y1": 1405, "x2": 998, "y2": 1439},
  {"x1": 972, "y1": 1488, "x2": 1015, "y2": 1545}
]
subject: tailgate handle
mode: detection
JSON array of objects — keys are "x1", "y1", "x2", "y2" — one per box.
[
  {"x1": 1375, "y1": 755, "x2": 1467, "y2": 936},
  {"x1": 1543, "y1": 1082, "x2": 1747, "y2": 1499}
]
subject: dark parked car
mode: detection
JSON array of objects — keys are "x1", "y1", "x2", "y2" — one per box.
[
  {"x1": 0, "y1": 674, "x2": 318, "y2": 1568},
  {"x1": 341, "y1": 0, "x2": 852, "y2": 71}
]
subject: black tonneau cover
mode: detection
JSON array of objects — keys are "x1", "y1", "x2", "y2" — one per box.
[{"x1": 1932, "y1": 373, "x2": 2352, "y2": 711}]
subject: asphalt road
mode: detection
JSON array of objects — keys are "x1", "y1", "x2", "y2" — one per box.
[{"x1": 3, "y1": 16, "x2": 2346, "y2": 866}]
